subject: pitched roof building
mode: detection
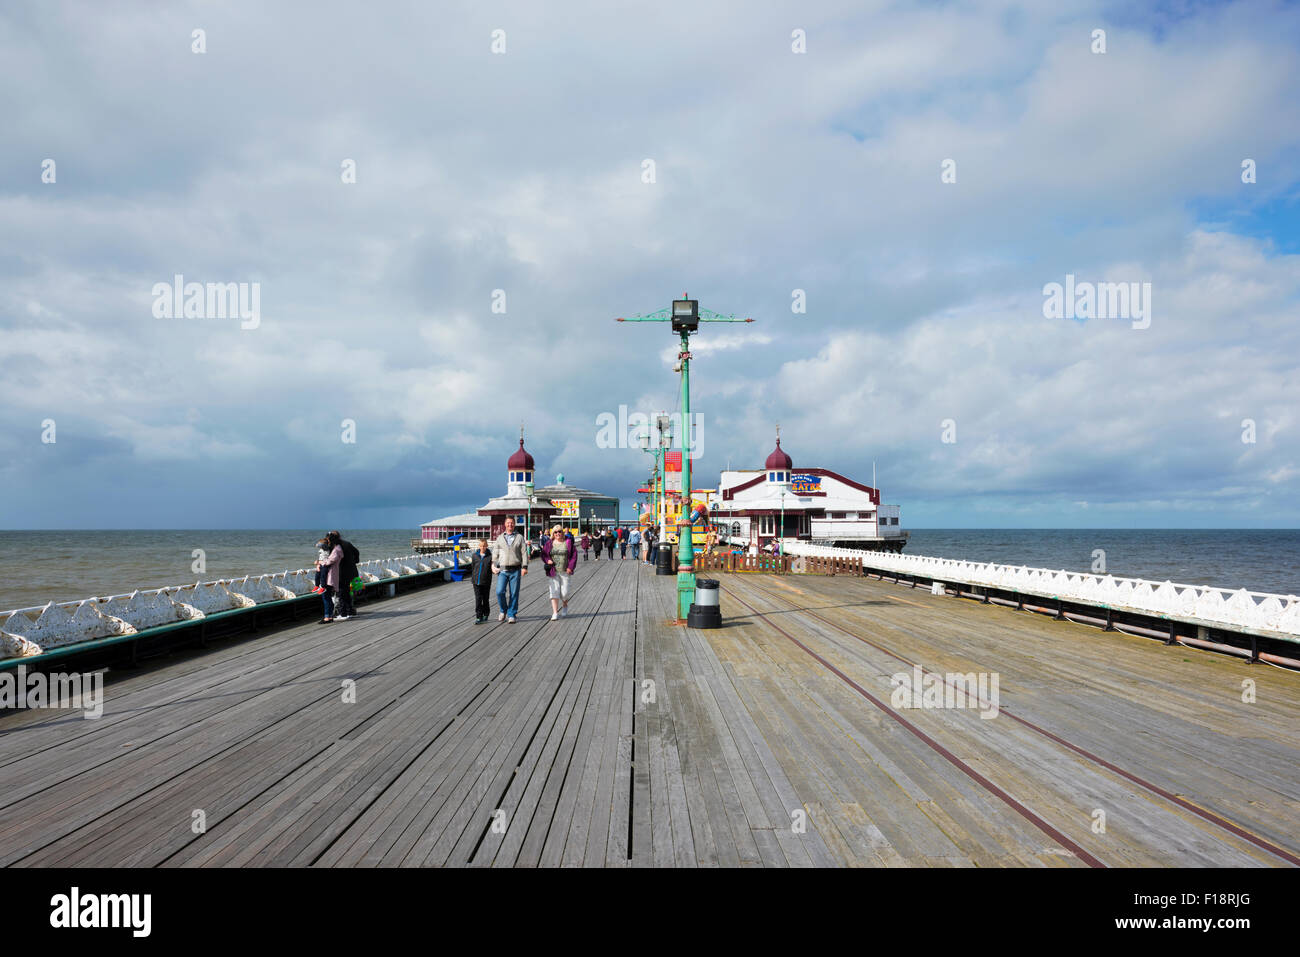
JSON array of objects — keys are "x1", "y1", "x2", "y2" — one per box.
[
  {"x1": 709, "y1": 430, "x2": 907, "y2": 552},
  {"x1": 420, "y1": 431, "x2": 621, "y2": 543}
]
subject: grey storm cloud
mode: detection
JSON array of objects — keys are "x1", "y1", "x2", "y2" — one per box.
[{"x1": 2, "y1": 0, "x2": 1299, "y2": 529}]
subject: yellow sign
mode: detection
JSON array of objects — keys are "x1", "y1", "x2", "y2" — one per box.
[{"x1": 553, "y1": 499, "x2": 580, "y2": 518}]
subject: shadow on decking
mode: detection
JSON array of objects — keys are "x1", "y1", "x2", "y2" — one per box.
[{"x1": 338, "y1": 608, "x2": 431, "y2": 622}]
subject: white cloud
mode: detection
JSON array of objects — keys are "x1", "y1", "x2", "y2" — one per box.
[{"x1": 1, "y1": 0, "x2": 1298, "y2": 527}]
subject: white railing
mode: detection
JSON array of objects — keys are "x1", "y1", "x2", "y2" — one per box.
[
  {"x1": 0, "y1": 553, "x2": 467, "y2": 659},
  {"x1": 779, "y1": 540, "x2": 1300, "y2": 641}
]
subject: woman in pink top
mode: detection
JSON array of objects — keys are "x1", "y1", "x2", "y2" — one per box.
[
  {"x1": 318, "y1": 533, "x2": 344, "y2": 622},
  {"x1": 541, "y1": 526, "x2": 578, "y2": 620}
]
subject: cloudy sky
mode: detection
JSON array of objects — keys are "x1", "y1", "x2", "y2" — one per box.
[{"x1": 2, "y1": 0, "x2": 1298, "y2": 530}]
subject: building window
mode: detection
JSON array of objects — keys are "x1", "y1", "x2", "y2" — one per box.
[{"x1": 759, "y1": 515, "x2": 774, "y2": 535}]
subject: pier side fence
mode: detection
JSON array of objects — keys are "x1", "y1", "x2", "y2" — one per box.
[
  {"x1": 776, "y1": 541, "x2": 1300, "y2": 667},
  {"x1": 0, "y1": 545, "x2": 465, "y2": 670}
]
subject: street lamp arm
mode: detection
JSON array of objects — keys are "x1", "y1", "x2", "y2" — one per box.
[
  {"x1": 614, "y1": 309, "x2": 671, "y2": 322},
  {"x1": 617, "y1": 305, "x2": 756, "y2": 324},
  {"x1": 698, "y1": 308, "x2": 755, "y2": 322},
  {"x1": 616, "y1": 314, "x2": 755, "y2": 324}
]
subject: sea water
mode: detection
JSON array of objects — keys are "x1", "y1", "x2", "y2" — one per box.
[{"x1": 1, "y1": 528, "x2": 1297, "y2": 611}]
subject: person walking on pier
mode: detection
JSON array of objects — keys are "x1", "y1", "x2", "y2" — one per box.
[
  {"x1": 618, "y1": 526, "x2": 628, "y2": 559},
  {"x1": 491, "y1": 516, "x2": 529, "y2": 623},
  {"x1": 541, "y1": 526, "x2": 577, "y2": 620},
  {"x1": 593, "y1": 529, "x2": 603, "y2": 560},
  {"x1": 643, "y1": 527, "x2": 656, "y2": 564},
  {"x1": 580, "y1": 531, "x2": 591, "y2": 560},
  {"x1": 603, "y1": 527, "x2": 616, "y2": 559},
  {"x1": 629, "y1": 526, "x2": 641, "y2": 561},
  {"x1": 469, "y1": 539, "x2": 493, "y2": 623}
]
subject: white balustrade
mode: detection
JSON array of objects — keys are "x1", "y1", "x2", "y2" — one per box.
[
  {"x1": 282, "y1": 571, "x2": 316, "y2": 595},
  {"x1": 1, "y1": 633, "x2": 41, "y2": 658},
  {"x1": 0, "y1": 552, "x2": 453, "y2": 659},
  {"x1": 779, "y1": 540, "x2": 1300, "y2": 640},
  {"x1": 102, "y1": 590, "x2": 201, "y2": 632}
]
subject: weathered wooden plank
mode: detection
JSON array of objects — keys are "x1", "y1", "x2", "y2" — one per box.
[
  {"x1": 474, "y1": 567, "x2": 623, "y2": 866},
  {"x1": 2, "y1": 557, "x2": 1296, "y2": 869}
]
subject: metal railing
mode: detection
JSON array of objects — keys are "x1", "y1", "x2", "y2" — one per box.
[{"x1": 0, "y1": 552, "x2": 468, "y2": 659}]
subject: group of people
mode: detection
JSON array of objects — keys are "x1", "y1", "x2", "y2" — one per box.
[
  {"x1": 463, "y1": 519, "x2": 664, "y2": 625},
  {"x1": 313, "y1": 530, "x2": 361, "y2": 623},
  {"x1": 579, "y1": 525, "x2": 658, "y2": 563},
  {"x1": 466, "y1": 516, "x2": 573, "y2": 623},
  {"x1": 312, "y1": 519, "x2": 670, "y2": 628}
]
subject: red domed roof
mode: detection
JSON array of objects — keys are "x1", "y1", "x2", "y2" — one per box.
[
  {"x1": 765, "y1": 438, "x2": 792, "y2": 470},
  {"x1": 508, "y1": 438, "x2": 534, "y2": 470}
]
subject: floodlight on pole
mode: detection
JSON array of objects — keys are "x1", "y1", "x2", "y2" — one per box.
[{"x1": 671, "y1": 298, "x2": 699, "y2": 333}]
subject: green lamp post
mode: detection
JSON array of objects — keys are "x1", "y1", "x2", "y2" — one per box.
[
  {"x1": 525, "y1": 482, "x2": 534, "y2": 541},
  {"x1": 617, "y1": 296, "x2": 755, "y2": 620},
  {"x1": 640, "y1": 411, "x2": 672, "y2": 547},
  {"x1": 779, "y1": 487, "x2": 791, "y2": 565}
]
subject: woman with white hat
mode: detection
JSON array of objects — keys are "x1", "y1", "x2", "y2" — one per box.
[{"x1": 541, "y1": 525, "x2": 577, "y2": 620}]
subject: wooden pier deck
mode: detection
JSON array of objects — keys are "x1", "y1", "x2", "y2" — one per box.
[{"x1": 0, "y1": 558, "x2": 1296, "y2": 867}]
